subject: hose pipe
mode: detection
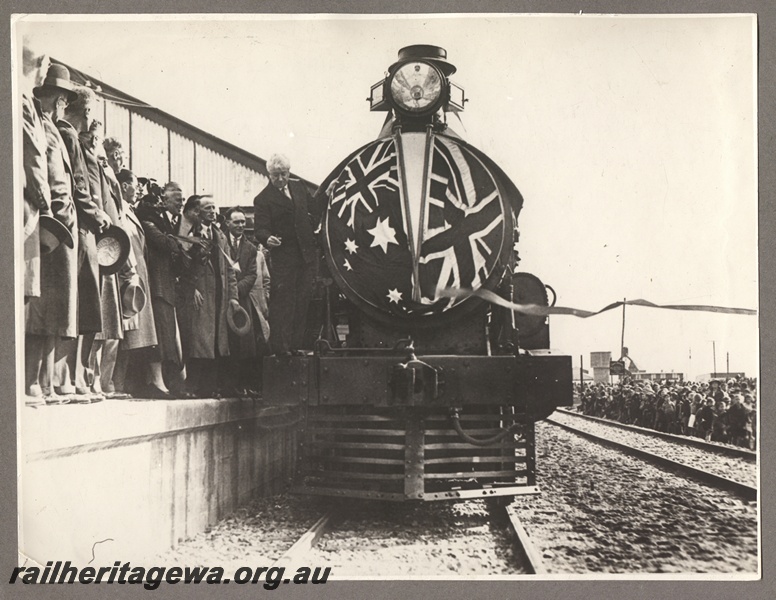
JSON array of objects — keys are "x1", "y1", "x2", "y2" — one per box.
[{"x1": 449, "y1": 408, "x2": 521, "y2": 447}]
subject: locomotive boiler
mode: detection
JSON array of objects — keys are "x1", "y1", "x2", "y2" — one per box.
[{"x1": 265, "y1": 45, "x2": 573, "y2": 501}]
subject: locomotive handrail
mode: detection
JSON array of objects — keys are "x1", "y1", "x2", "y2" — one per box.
[
  {"x1": 314, "y1": 338, "x2": 414, "y2": 355},
  {"x1": 449, "y1": 409, "x2": 522, "y2": 446}
]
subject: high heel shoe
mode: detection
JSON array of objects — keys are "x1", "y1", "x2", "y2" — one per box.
[{"x1": 143, "y1": 383, "x2": 172, "y2": 400}]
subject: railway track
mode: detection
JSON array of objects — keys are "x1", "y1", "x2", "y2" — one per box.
[
  {"x1": 507, "y1": 421, "x2": 759, "y2": 574},
  {"x1": 161, "y1": 423, "x2": 758, "y2": 575},
  {"x1": 556, "y1": 408, "x2": 756, "y2": 461},
  {"x1": 489, "y1": 500, "x2": 546, "y2": 574},
  {"x1": 269, "y1": 508, "x2": 339, "y2": 570},
  {"x1": 546, "y1": 411, "x2": 757, "y2": 502},
  {"x1": 270, "y1": 499, "x2": 544, "y2": 576}
]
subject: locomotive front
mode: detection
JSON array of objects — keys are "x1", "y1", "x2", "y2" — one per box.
[{"x1": 265, "y1": 45, "x2": 573, "y2": 501}]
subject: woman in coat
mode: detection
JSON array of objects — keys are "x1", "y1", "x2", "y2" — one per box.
[
  {"x1": 81, "y1": 122, "x2": 125, "y2": 393},
  {"x1": 118, "y1": 171, "x2": 157, "y2": 351},
  {"x1": 25, "y1": 99, "x2": 78, "y2": 397}
]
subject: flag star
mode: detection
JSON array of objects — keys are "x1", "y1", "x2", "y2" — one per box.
[
  {"x1": 344, "y1": 239, "x2": 359, "y2": 254},
  {"x1": 367, "y1": 216, "x2": 398, "y2": 253},
  {"x1": 387, "y1": 288, "x2": 403, "y2": 304},
  {"x1": 343, "y1": 259, "x2": 353, "y2": 272}
]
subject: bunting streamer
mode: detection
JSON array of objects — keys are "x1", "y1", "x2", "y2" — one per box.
[{"x1": 439, "y1": 287, "x2": 758, "y2": 318}]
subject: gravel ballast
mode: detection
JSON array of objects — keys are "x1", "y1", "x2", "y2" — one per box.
[
  {"x1": 306, "y1": 499, "x2": 527, "y2": 577},
  {"x1": 551, "y1": 410, "x2": 757, "y2": 487},
  {"x1": 511, "y1": 422, "x2": 759, "y2": 574}
]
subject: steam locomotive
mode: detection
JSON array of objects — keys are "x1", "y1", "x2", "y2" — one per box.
[{"x1": 265, "y1": 45, "x2": 572, "y2": 501}]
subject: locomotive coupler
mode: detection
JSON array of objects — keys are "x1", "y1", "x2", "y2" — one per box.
[{"x1": 390, "y1": 352, "x2": 444, "y2": 406}]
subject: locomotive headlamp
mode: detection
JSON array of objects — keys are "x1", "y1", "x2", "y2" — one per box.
[
  {"x1": 369, "y1": 46, "x2": 464, "y2": 118},
  {"x1": 388, "y1": 60, "x2": 445, "y2": 116}
]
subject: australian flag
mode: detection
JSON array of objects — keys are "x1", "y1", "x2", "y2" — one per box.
[{"x1": 325, "y1": 134, "x2": 506, "y2": 317}]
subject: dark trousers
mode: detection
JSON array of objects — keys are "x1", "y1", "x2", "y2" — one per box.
[
  {"x1": 187, "y1": 358, "x2": 219, "y2": 397},
  {"x1": 268, "y1": 259, "x2": 315, "y2": 354}
]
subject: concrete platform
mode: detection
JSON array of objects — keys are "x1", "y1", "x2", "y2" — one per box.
[{"x1": 19, "y1": 397, "x2": 299, "y2": 565}]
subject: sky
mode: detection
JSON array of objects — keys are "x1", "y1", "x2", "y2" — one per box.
[{"x1": 13, "y1": 13, "x2": 759, "y2": 379}]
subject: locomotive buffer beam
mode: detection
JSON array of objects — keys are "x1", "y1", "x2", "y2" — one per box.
[{"x1": 264, "y1": 353, "x2": 572, "y2": 419}]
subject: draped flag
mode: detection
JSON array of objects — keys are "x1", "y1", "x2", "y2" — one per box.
[
  {"x1": 418, "y1": 136, "x2": 505, "y2": 305},
  {"x1": 325, "y1": 134, "x2": 508, "y2": 317}
]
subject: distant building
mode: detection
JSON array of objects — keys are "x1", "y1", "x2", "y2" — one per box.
[
  {"x1": 632, "y1": 372, "x2": 684, "y2": 383},
  {"x1": 695, "y1": 372, "x2": 746, "y2": 382},
  {"x1": 52, "y1": 58, "x2": 318, "y2": 212},
  {"x1": 589, "y1": 350, "x2": 641, "y2": 384},
  {"x1": 590, "y1": 351, "x2": 611, "y2": 384}
]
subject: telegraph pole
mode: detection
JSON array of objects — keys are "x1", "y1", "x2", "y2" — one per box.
[
  {"x1": 620, "y1": 298, "x2": 626, "y2": 356},
  {"x1": 712, "y1": 341, "x2": 717, "y2": 376},
  {"x1": 727, "y1": 352, "x2": 730, "y2": 375}
]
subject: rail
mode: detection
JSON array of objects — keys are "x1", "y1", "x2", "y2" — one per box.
[
  {"x1": 269, "y1": 509, "x2": 339, "y2": 570},
  {"x1": 545, "y1": 416, "x2": 757, "y2": 502},
  {"x1": 556, "y1": 408, "x2": 756, "y2": 461}
]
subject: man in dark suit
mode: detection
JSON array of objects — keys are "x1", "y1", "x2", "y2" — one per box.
[
  {"x1": 137, "y1": 182, "x2": 185, "y2": 396},
  {"x1": 253, "y1": 154, "x2": 319, "y2": 354},
  {"x1": 223, "y1": 208, "x2": 258, "y2": 393}
]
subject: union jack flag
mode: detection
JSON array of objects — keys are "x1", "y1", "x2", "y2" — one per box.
[
  {"x1": 329, "y1": 139, "x2": 400, "y2": 229},
  {"x1": 325, "y1": 134, "x2": 506, "y2": 317},
  {"x1": 417, "y1": 136, "x2": 505, "y2": 306}
]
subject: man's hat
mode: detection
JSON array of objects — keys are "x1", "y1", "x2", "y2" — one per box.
[
  {"x1": 227, "y1": 303, "x2": 252, "y2": 336},
  {"x1": 96, "y1": 225, "x2": 131, "y2": 275},
  {"x1": 120, "y1": 277, "x2": 147, "y2": 319},
  {"x1": 39, "y1": 214, "x2": 74, "y2": 254},
  {"x1": 33, "y1": 63, "x2": 78, "y2": 103}
]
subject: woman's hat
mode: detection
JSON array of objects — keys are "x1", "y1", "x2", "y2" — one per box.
[
  {"x1": 39, "y1": 214, "x2": 74, "y2": 254},
  {"x1": 227, "y1": 303, "x2": 251, "y2": 336},
  {"x1": 96, "y1": 225, "x2": 131, "y2": 275},
  {"x1": 33, "y1": 63, "x2": 79, "y2": 103},
  {"x1": 120, "y1": 277, "x2": 147, "y2": 319}
]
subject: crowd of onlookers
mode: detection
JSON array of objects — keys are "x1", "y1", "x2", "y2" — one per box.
[
  {"x1": 22, "y1": 46, "x2": 319, "y2": 404},
  {"x1": 575, "y1": 377, "x2": 758, "y2": 449}
]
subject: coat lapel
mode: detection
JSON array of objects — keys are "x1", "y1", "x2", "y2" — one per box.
[
  {"x1": 269, "y1": 184, "x2": 293, "y2": 211},
  {"x1": 126, "y1": 203, "x2": 144, "y2": 237}
]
